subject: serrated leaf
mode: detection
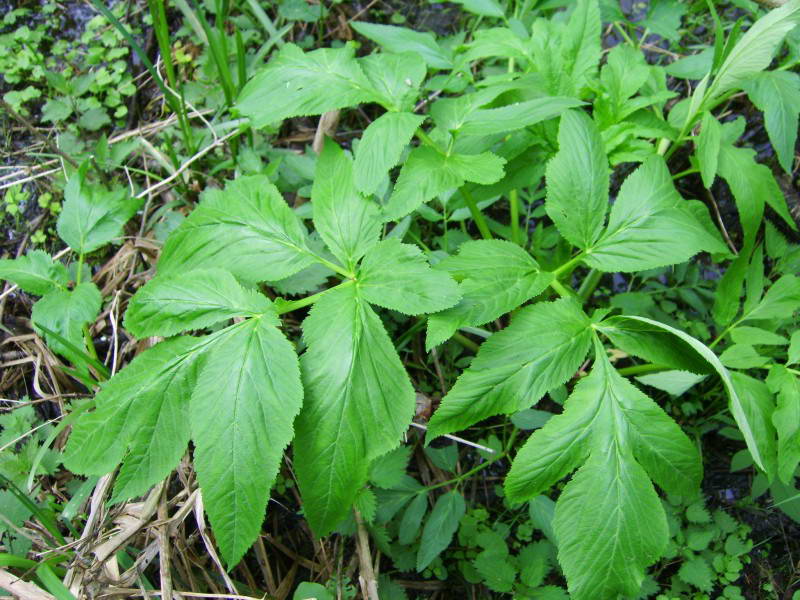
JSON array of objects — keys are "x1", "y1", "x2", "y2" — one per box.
[
  {"x1": 743, "y1": 71, "x2": 800, "y2": 173},
  {"x1": 124, "y1": 268, "x2": 272, "y2": 338},
  {"x1": 312, "y1": 138, "x2": 382, "y2": 269},
  {"x1": 398, "y1": 492, "x2": 428, "y2": 544},
  {"x1": 560, "y1": 0, "x2": 602, "y2": 89},
  {"x1": 416, "y1": 490, "x2": 465, "y2": 571},
  {"x1": 294, "y1": 283, "x2": 416, "y2": 535},
  {"x1": 604, "y1": 315, "x2": 770, "y2": 472},
  {"x1": 545, "y1": 110, "x2": 608, "y2": 250},
  {"x1": 57, "y1": 176, "x2": 143, "y2": 255},
  {"x1": 158, "y1": 175, "x2": 318, "y2": 285},
  {"x1": 383, "y1": 146, "x2": 506, "y2": 221},
  {"x1": 427, "y1": 299, "x2": 592, "y2": 440},
  {"x1": 584, "y1": 156, "x2": 727, "y2": 272},
  {"x1": 697, "y1": 112, "x2": 722, "y2": 188},
  {"x1": 426, "y1": 240, "x2": 553, "y2": 349},
  {"x1": 355, "y1": 488, "x2": 377, "y2": 523},
  {"x1": 350, "y1": 22, "x2": 452, "y2": 69},
  {"x1": 31, "y1": 283, "x2": 101, "y2": 365},
  {"x1": 359, "y1": 52, "x2": 427, "y2": 112},
  {"x1": 742, "y1": 274, "x2": 800, "y2": 322},
  {"x1": 720, "y1": 344, "x2": 769, "y2": 369},
  {"x1": 709, "y1": 0, "x2": 800, "y2": 97},
  {"x1": 65, "y1": 336, "x2": 208, "y2": 492},
  {"x1": 192, "y1": 317, "x2": 303, "y2": 567},
  {"x1": 354, "y1": 112, "x2": 424, "y2": 196},
  {"x1": 678, "y1": 556, "x2": 714, "y2": 591},
  {"x1": 0, "y1": 250, "x2": 69, "y2": 296},
  {"x1": 369, "y1": 446, "x2": 411, "y2": 489},
  {"x1": 237, "y1": 44, "x2": 377, "y2": 128},
  {"x1": 357, "y1": 239, "x2": 460, "y2": 315}
]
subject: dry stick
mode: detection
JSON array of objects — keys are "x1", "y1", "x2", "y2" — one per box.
[
  {"x1": 354, "y1": 510, "x2": 379, "y2": 600},
  {"x1": 0, "y1": 569, "x2": 56, "y2": 600},
  {"x1": 408, "y1": 422, "x2": 496, "y2": 454}
]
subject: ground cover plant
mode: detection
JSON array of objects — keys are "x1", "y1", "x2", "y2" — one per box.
[{"x1": 1, "y1": 0, "x2": 800, "y2": 598}]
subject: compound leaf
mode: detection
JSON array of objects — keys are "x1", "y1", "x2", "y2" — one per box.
[
  {"x1": 427, "y1": 299, "x2": 592, "y2": 440},
  {"x1": 357, "y1": 239, "x2": 461, "y2": 315},
  {"x1": 192, "y1": 317, "x2": 303, "y2": 567},
  {"x1": 124, "y1": 268, "x2": 272, "y2": 338},
  {"x1": 237, "y1": 44, "x2": 376, "y2": 128},
  {"x1": 0, "y1": 250, "x2": 69, "y2": 296},
  {"x1": 294, "y1": 283, "x2": 416, "y2": 535},
  {"x1": 158, "y1": 175, "x2": 318, "y2": 285},
  {"x1": 426, "y1": 240, "x2": 553, "y2": 349},
  {"x1": 313, "y1": 138, "x2": 382, "y2": 269}
]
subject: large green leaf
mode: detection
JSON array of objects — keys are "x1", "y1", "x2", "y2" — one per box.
[
  {"x1": 312, "y1": 139, "x2": 382, "y2": 270},
  {"x1": 237, "y1": 44, "x2": 377, "y2": 128},
  {"x1": 0, "y1": 250, "x2": 69, "y2": 296},
  {"x1": 294, "y1": 283, "x2": 416, "y2": 535},
  {"x1": 64, "y1": 336, "x2": 209, "y2": 495},
  {"x1": 425, "y1": 240, "x2": 553, "y2": 349},
  {"x1": 354, "y1": 112, "x2": 425, "y2": 196},
  {"x1": 191, "y1": 315, "x2": 303, "y2": 567},
  {"x1": 350, "y1": 22, "x2": 452, "y2": 69},
  {"x1": 730, "y1": 372, "x2": 777, "y2": 479},
  {"x1": 457, "y1": 97, "x2": 584, "y2": 137},
  {"x1": 545, "y1": 110, "x2": 608, "y2": 250},
  {"x1": 743, "y1": 71, "x2": 800, "y2": 173},
  {"x1": 507, "y1": 340, "x2": 699, "y2": 599},
  {"x1": 426, "y1": 299, "x2": 593, "y2": 440},
  {"x1": 708, "y1": 0, "x2": 800, "y2": 98},
  {"x1": 584, "y1": 156, "x2": 728, "y2": 271},
  {"x1": 359, "y1": 52, "x2": 427, "y2": 113},
  {"x1": 560, "y1": 0, "x2": 602, "y2": 89},
  {"x1": 383, "y1": 147, "x2": 506, "y2": 221},
  {"x1": 158, "y1": 175, "x2": 318, "y2": 285},
  {"x1": 31, "y1": 282, "x2": 101, "y2": 365},
  {"x1": 57, "y1": 176, "x2": 143, "y2": 255},
  {"x1": 124, "y1": 268, "x2": 272, "y2": 338},
  {"x1": 356, "y1": 239, "x2": 460, "y2": 315},
  {"x1": 605, "y1": 315, "x2": 770, "y2": 471}
]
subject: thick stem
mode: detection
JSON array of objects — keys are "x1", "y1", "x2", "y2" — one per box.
[
  {"x1": 509, "y1": 189, "x2": 521, "y2": 245},
  {"x1": 462, "y1": 187, "x2": 493, "y2": 240},
  {"x1": 354, "y1": 509, "x2": 380, "y2": 600}
]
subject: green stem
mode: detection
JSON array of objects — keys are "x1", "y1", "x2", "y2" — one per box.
[
  {"x1": 415, "y1": 128, "x2": 437, "y2": 148},
  {"x1": 616, "y1": 363, "x2": 668, "y2": 376},
  {"x1": 672, "y1": 167, "x2": 699, "y2": 180},
  {"x1": 453, "y1": 332, "x2": 480, "y2": 353},
  {"x1": 276, "y1": 283, "x2": 350, "y2": 315},
  {"x1": 509, "y1": 189, "x2": 521, "y2": 245},
  {"x1": 709, "y1": 318, "x2": 742, "y2": 349},
  {"x1": 462, "y1": 187, "x2": 493, "y2": 240},
  {"x1": 577, "y1": 269, "x2": 602, "y2": 303},
  {"x1": 75, "y1": 253, "x2": 84, "y2": 285},
  {"x1": 550, "y1": 278, "x2": 576, "y2": 300},
  {"x1": 311, "y1": 254, "x2": 354, "y2": 279},
  {"x1": 552, "y1": 252, "x2": 586, "y2": 277}
]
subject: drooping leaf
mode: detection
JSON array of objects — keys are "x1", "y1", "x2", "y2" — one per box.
[
  {"x1": 383, "y1": 147, "x2": 506, "y2": 221},
  {"x1": 158, "y1": 175, "x2": 319, "y2": 285},
  {"x1": 584, "y1": 156, "x2": 728, "y2": 271},
  {"x1": 294, "y1": 283, "x2": 416, "y2": 535},
  {"x1": 353, "y1": 112, "x2": 425, "y2": 196},
  {"x1": 356, "y1": 239, "x2": 461, "y2": 315},
  {"x1": 124, "y1": 268, "x2": 272, "y2": 338},
  {"x1": 709, "y1": 0, "x2": 800, "y2": 98},
  {"x1": 64, "y1": 336, "x2": 208, "y2": 492},
  {"x1": 31, "y1": 283, "x2": 101, "y2": 365},
  {"x1": 743, "y1": 71, "x2": 800, "y2": 173},
  {"x1": 545, "y1": 110, "x2": 608, "y2": 250},
  {"x1": 57, "y1": 176, "x2": 143, "y2": 255},
  {"x1": 426, "y1": 240, "x2": 553, "y2": 349},
  {"x1": 416, "y1": 490, "x2": 466, "y2": 571},
  {"x1": 0, "y1": 250, "x2": 69, "y2": 296},
  {"x1": 237, "y1": 44, "x2": 377, "y2": 128},
  {"x1": 192, "y1": 316, "x2": 303, "y2": 567},
  {"x1": 312, "y1": 138, "x2": 382, "y2": 269},
  {"x1": 427, "y1": 299, "x2": 593, "y2": 440},
  {"x1": 350, "y1": 22, "x2": 452, "y2": 69}
]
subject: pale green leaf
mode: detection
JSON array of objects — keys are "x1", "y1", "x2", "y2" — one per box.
[
  {"x1": 697, "y1": 112, "x2": 722, "y2": 188},
  {"x1": 124, "y1": 268, "x2": 272, "y2": 338},
  {"x1": 425, "y1": 240, "x2": 553, "y2": 349},
  {"x1": 383, "y1": 147, "x2": 505, "y2": 221},
  {"x1": 312, "y1": 138, "x2": 382, "y2": 269},
  {"x1": 743, "y1": 71, "x2": 800, "y2": 173},
  {"x1": 237, "y1": 44, "x2": 376, "y2": 128},
  {"x1": 158, "y1": 175, "x2": 318, "y2": 285},
  {"x1": 730, "y1": 372, "x2": 777, "y2": 479},
  {"x1": 463, "y1": 27, "x2": 532, "y2": 63},
  {"x1": 710, "y1": 0, "x2": 800, "y2": 97},
  {"x1": 789, "y1": 331, "x2": 800, "y2": 365},
  {"x1": 350, "y1": 22, "x2": 452, "y2": 69},
  {"x1": 560, "y1": 0, "x2": 602, "y2": 88},
  {"x1": 31, "y1": 283, "x2": 101, "y2": 365},
  {"x1": 450, "y1": 0, "x2": 504, "y2": 17},
  {"x1": 57, "y1": 176, "x2": 143, "y2": 255},
  {"x1": 545, "y1": 110, "x2": 608, "y2": 250},
  {"x1": 458, "y1": 97, "x2": 584, "y2": 137},
  {"x1": 730, "y1": 326, "x2": 788, "y2": 346},
  {"x1": 354, "y1": 112, "x2": 425, "y2": 196},
  {"x1": 416, "y1": 490, "x2": 465, "y2": 571},
  {"x1": 359, "y1": 52, "x2": 427, "y2": 112},
  {"x1": 356, "y1": 239, "x2": 461, "y2": 315},
  {"x1": 720, "y1": 344, "x2": 770, "y2": 369},
  {"x1": 0, "y1": 250, "x2": 69, "y2": 296},
  {"x1": 294, "y1": 283, "x2": 416, "y2": 535},
  {"x1": 192, "y1": 317, "x2": 303, "y2": 567},
  {"x1": 635, "y1": 371, "x2": 707, "y2": 397},
  {"x1": 742, "y1": 274, "x2": 800, "y2": 322},
  {"x1": 584, "y1": 156, "x2": 728, "y2": 271},
  {"x1": 427, "y1": 299, "x2": 592, "y2": 440}
]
